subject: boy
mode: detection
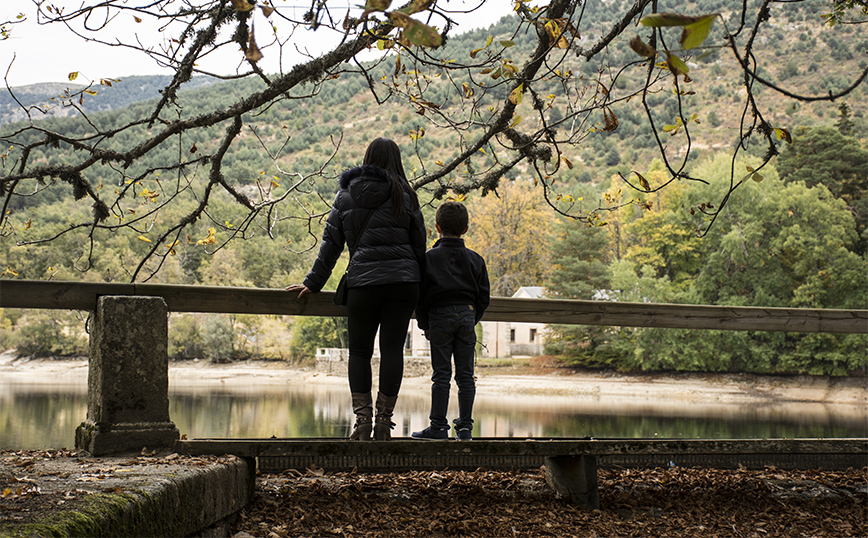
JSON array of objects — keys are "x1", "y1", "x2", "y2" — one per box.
[{"x1": 412, "y1": 201, "x2": 490, "y2": 441}]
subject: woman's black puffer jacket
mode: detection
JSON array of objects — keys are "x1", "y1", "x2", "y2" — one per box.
[{"x1": 302, "y1": 165, "x2": 427, "y2": 292}]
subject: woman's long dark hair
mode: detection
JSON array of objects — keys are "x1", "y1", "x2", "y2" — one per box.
[{"x1": 363, "y1": 137, "x2": 420, "y2": 215}]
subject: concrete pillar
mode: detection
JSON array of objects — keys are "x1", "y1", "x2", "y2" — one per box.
[
  {"x1": 75, "y1": 295, "x2": 179, "y2": 456},
  {"x1": 544, "y1": 455, "x2": 599, "y2": 509}
]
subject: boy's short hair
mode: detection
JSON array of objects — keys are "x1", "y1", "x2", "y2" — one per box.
[{"x1": 436, "y1": 201, "x2": 469, "y2": 236}]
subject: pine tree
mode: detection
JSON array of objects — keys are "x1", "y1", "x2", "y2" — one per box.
[{"x1": 544, "y1": 217, "x2": 614, "y2": 367}]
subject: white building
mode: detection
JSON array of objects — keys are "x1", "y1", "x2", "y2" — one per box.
[{"x1": 479, "y1": 287, "x2": 548, "y2": 358}]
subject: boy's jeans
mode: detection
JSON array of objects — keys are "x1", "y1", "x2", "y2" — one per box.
[{"x1": 427, "y1": 305, "x2": 476, "y2": 431}]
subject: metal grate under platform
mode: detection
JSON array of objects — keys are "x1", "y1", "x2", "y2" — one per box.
[
  {"x1": 258, "y1": 453, "x2": 544, "y2": 473},
  {"x1": 258, "y1": 451, "x2": 867, "y2": 474},
  {"x1": 174, "y1": 437, "x2": 868, "y2": 474}
]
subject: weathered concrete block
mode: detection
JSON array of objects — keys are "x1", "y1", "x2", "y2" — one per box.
[
  {"x1": 0, "y1": 453, "x2": 254, "y2": 537},
  {"x1": 544, "y1": 455, "x2": 599, "y2": 509},
  {"x1": 76, "y1": 295, "x2": 179, "y2": 455}
]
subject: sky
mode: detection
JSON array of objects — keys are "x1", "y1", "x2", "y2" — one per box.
[{"x1": 1, "y1": 0, "x2": 511, "y2": 87}]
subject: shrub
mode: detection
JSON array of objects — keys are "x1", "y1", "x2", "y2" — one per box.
[
  {"x1": 201, "y1": 315, "x2": 236, "y2": 363},
  {"x1": 169, "y1": 313, "x2": 204, "y2": 359},
  {"x1": 290, "y1": 316, "x2": 347, "y2": 361},
  {"x1": 11, "y1": 310, "x2": 88, "y2": 357},
  {"x1": 0, "y1": 310, "x2": 14, "y2": 351}
]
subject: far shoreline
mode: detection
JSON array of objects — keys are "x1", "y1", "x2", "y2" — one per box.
[{"x1": 2, "y1": 352, "x2": 865, "y2": 409}]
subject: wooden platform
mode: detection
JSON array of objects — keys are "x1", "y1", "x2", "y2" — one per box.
[{"x1": 175, "y1": 437, "x2": 868, "y2": 509}]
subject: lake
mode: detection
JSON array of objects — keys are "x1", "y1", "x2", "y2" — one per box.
[{"x1": 3, "y1": 371, "x2": 866, "y2": 450}]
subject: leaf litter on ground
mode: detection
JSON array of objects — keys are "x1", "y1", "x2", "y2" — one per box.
[{"x1": 231, "y1": 466, "x2": 866, "y2": 538}]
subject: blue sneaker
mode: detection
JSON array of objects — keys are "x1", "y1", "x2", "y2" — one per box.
[
  {"x1": 411, "y1": 426, "x2": 449, "y2": 440},
  {"x1": 455, "y1": 428, "x2": 472, "y2": 441}
]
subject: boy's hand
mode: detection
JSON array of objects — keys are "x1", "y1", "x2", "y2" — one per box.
[{"x1": 285, "y1": 284, "x2": 312, "y2": 299}]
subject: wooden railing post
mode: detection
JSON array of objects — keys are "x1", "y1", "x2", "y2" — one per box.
[{"x1": 75, "y1": 296, "x2": 179, "y2": 456}]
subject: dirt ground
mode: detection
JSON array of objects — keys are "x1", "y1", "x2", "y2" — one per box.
[{"x1": 231, "y1": 466, "x2": 867, "y2": 538}]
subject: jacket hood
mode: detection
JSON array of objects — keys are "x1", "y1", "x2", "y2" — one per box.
[{"x1": 339, "y1": 165, "x2": 392, "y2": 209}]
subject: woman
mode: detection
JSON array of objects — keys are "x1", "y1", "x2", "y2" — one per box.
[{"x1": 286, "y1": 138, "x2": 426, "y2": 441}]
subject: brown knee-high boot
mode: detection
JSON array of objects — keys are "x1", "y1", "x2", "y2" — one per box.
[
  {"x1": 373, "y1": 391, "x2": 398, "y2": 441},
  {"x1": 349, "y1": 392, "x2": 373, "y2": 441}
]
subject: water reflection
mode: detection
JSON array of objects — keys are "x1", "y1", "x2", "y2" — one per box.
[{"x1": 3, "y1": 381, "x2": 865, "y2": 450}]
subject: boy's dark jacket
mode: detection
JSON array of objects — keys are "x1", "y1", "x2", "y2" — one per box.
[
  {"x1": 416, "y1": 237, "x2": 490, "y2": 331},
  {"x1": 303, "y1": 165, "x2": 426, "y2": 292}
]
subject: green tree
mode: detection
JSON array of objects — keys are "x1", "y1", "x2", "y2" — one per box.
[
  {"x1": 168, "y1": 314, "x2": 204, "y2": 359},
  {"x1": 835, "y1": 103, "x2": 855, "y2": 136},
  {"x1": 775, "y1": 126, "x2": 867, "y2": 254},
  {"x1": 622, "y1": 183, "x2": 703, "y2": 294},
  {"x1": 11, "y1": 310, "x2": 88, "y2": 357},
  {"x1": 692, "y1": 156, "x2": 866, "y2": 311},
  {"x1": 547, "y1": 222, "x2": 611, "y2": 300},
  {"x1": 605, "y1": 147, "x2": 621, "y2": 166},
  {"x1": 606, "y1": 154, "x2": 868, "y2": 375},
  {"x1": 707, "y1": 110, "x2": 721, "y2": 128},
  {"x1": 198, "y1": 248, "x2": 254, "y2": 287},
  {"x1": 290, "y1": 316, "x2": 348, "y2": 361},
  {"x1": 780, "y1": 59, "x2": 800, "y2": 80},
  {"x1": 544, "y1": 209, "x2": 614, "y2": 367},
  {"x1": 201, "y1": 314, "x2": 237, "y2": 363}
]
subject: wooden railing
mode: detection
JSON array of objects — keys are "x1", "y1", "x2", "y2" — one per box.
[{"x1": 1, "y1": 279, "x2": 866, "y2": 333}]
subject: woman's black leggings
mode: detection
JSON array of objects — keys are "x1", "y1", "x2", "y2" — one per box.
[{"x1": 346, "y1": 282, "x2": 420, "y2": 397}]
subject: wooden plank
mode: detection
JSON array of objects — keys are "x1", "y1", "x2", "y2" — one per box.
[
  {"x1": 175, "y1": 438, "x2": 868, "y2": 459},
  {"x1": 486, "y1": 297, "x2": 868, "y2": 333},
  {"x1": 1, "y1": 279, "x2": 866, "y2": 333},
  {"x1": 0, "y1": 280, "x2": 337, "y2": 316},
  {"x1": 0, "y1": 280, "x2": 136, "y2": 310},
  {"x1": 133, "y1": 283, "x2": 340, "y2": 317}
]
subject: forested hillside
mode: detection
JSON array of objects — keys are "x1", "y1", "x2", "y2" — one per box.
[
  {"x1": 4, "y1": 4, "x2": 866, "y2": 185},
  {"x1": 1, "y1": 1, "x2": 865, "y2": 375}
]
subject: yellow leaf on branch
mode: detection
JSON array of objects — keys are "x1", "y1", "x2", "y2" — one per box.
[
  {"x1": 509, "y1": 83, "x2": 524, "y2": 105},
  {"x1": 231, "y1": 0, "x2": 254, "y2": 11},
  {"x1": 775, "y1": 127, "x2": 793, "y2": 143},
  {"x1": 197, "y1": 228, "x2": 217, "y2": 246},
  {"x1": 634, "y1": 172, "x2": 651, "y2": 191}
]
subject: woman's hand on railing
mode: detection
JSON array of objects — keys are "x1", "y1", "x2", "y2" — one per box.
[{"x1": 285, "y1": 284, "x2": 313, "y2": 299}]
